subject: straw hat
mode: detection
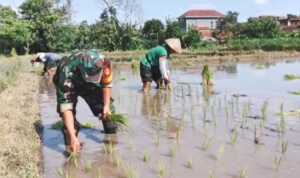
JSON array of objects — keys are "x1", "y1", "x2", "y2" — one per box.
[{"x1": 165, "y1": 38, "x2": 182, "y2": 54}]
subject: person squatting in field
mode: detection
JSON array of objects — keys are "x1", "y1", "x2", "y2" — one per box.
[
  {"x1": 139, "y1": 38, "x2": 182, "y2": 92},
  {"x1": 53, "y1": 49, "x2": 117, "y2": 153},
  {"x1": 31, "y1": 52, "x2": 62, "y2": 78}
]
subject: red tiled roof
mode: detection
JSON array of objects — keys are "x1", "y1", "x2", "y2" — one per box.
[{"x1": 180, "y1": 9, "x2": 224, "y2": 18}]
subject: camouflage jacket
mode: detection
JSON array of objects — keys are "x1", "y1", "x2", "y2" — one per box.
[{"x1": 53, "y1": 50, "x2": 112, "y2": 105}]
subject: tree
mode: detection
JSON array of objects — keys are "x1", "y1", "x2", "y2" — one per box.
[
  {"x1": 49, "y1": 24, "x2": 77, "y2": 52},
  {"x1": 165, "y1": 20, "x2": 183, "y2": 39},
  {"x1": 142, "y1": 19, "x2": 164, "y2": 47},
  {"x1": 182, "y1": 29, "x2": 201, "y2": 48},
  {"x1": 119, "y1": 24, "x2": 144, "y2": 50},
  {"x1": 0, "y1": 5, "x2": 32, "y2": 54},
  {"x1": 239, "y1": 17, "x2": 280, "y2": 38},
  {"x1": 74, "y1": 21, "x2": 93, "y2": 50},
  {"x1": 219, "y1": 11, "x2": 239, "y2": 37},
  {"x1": 19, "y1": 0, "x2": 70, "y2": 52}
]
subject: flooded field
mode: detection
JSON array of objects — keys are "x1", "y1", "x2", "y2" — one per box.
[{"x1": 40, "y1": 59, "x2": 300, "y2": 178}]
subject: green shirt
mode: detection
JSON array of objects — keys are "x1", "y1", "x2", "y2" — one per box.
[{"x1": 141, "y1": 45, "x2": 168, "y2": 68}]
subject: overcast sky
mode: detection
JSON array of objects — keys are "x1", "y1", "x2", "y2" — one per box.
[{"x1": 1, "y1": 0, "x2": 300, "y2": 24}]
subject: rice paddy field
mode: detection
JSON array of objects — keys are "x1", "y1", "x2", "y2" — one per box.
[{"x1": 39, "y1": 57, "x2": 300, "y2": 178}]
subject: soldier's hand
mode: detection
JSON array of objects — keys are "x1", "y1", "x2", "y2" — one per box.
[
  {"x1": 102, "y1": 105, "x2": 111, "y2": 120},
  {"x1": 70, "y1": 137, "x2": 81, "y2": 153}
]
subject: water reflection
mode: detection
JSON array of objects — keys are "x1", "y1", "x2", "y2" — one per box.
[
  {"x1": 141, "y1": 91, "x2": 171, "y2": 119},
  {"x1": 216, "y1": 64, "x2": 238, "y2": 74}
]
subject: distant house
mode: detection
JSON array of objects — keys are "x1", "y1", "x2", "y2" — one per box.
[
  {"x1": 279, "y1": 17, "x2": 300, "y2": 32},
  {"x1": 178, "y1": 9, "x2": 225, "y2": 38},
  {"x1": 251, "y1": 15, "x2": 300, "y2": 33}
]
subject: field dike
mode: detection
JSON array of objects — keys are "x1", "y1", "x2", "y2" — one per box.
[{"x1": 0, "y1": 56, "x2": 41, "y2": 178}]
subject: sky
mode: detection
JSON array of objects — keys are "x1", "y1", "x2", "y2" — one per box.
[{"x1": 1, "y1": 0, "x2": 300, "y2": 24}]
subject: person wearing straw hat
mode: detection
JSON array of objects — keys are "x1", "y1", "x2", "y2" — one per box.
[
  {"x1": 53, "y1": 49, "x2": 116, "y2": 153},
  {"x1": 140, "y1": 38, "x2": 182, "y2": 92}
]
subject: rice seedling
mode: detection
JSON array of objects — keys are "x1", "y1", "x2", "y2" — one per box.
[
  {"x1": 274, "y1": 155, "x2": 282, "y2": 171},
  {"x1": 281, "y1": 140, "x2": 288, "y2": 155},
  {"x1": 112, "y1": 153, "x2": 123, "y2": 168},
  {"x1": 81, "y1": 122, "x2": 95, "y2": 129},
  {"x1": 57, "y1": 168, "x2": 64, "y2": 177},
  {"x1": 203, "y1": 106, "x2": 208, "y2": 123},
  {"x1": 278, "y1": 103, "x2": 286, "y2": 134},
  {"x1": 154, "y1": 134, "x2": 160, "y2": 146},
  {"x1": 284, "y1": 74, "x2": 300, "y2": 81},
  {"x1": 120, "y1": 77, "x2": 127, "y2": 81},
  {"x1": 289, "y1": 91, "x2": 300, "y2": 96},
  {"x1": 230, "y1": 99, "x2": 235, "y2": 118},
  {"x1": 131, "y1": 60, "x2": 139, "y2": 71},
  {"x1": 217, "y1": 144, "x2": 225, "y2": 160},
  {"x1": 109, "y1": 113, "x2": 129, "y2": 127},
  {"x1": 186, "y1": 158, "x2": 193, "y2": 169},
  {"x1": 169, "y1": 146, "x2": 177, "y2": 158},
  {"x1": 123, "y1": 164, "x2": 138, "y2": 178},
  {"x1": 211, "y1": 104, "x2": 217, "y2": 127},
  {"x1": 201, "y1": 135, "x2": 213, "y2": 151},
  {"x1": 235, "y1": 96, "x2": 240, "y2": 114},
  {"x1": 261, "y1": 100, "x2": 268, "y2": 122},
  {"x1": 225, "y1": 105, "x2": 229, "y2": 121},
  {"x1": 143, "y1": 151, "x2": 150, "y2": 162},
  {"x1": 230, "y1": 128, "x2": 238, "y2": 145},
  {"x1": 255, "y1": 64, "x2": 265, "y2": 69},
  {"x1": 238, "y1": 168, "x2": 248, "y2": 178},
  {"x1": 51, "y1": 120, "x2": 64, "y2": 130},
  {"x1": 84, "y1": 161, "x2": 92, "y2": 173},
  {"x1": 202, "y1": 64, "x2": 213, "y2": 86},
  {"x1": 104, "y1": 142, "x2": 114, "y2": 155},
  {"x1": 96, "y1": 168, "x2": 102, "y2": 178},
  {"x1": 175, "y1": 127, "x2": 181, "y2": 143},
  {"x1": 157, "y1": 161, "x2": 166, "y2": 178},
  {"x1": 67, "y1": 152, "x2": 79, "y2": 168},
  {"x1": 208, "y1": 170, "x2": 216, "y2": 178},
  {"x1": 240, "y1": 104, "x2": 249, "y2": 129}
]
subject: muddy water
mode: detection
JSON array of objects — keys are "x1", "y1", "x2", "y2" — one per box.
[{"x1": 40, "y1": 59, "x2": 300, "y2": 178}]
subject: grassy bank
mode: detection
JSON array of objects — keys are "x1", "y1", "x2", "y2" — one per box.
[
  {"x1": 0, "y1": 56, "x2": 41, "y2": 178},
  {"x1": 0, "y1": 57, "x2": 22, "y2": 93},
  {"x1": 102, "y1": 50, "x2": 300, "y2": 64}
]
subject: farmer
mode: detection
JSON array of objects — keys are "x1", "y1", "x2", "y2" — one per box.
[
  {"x1": 31, "y1": 52, "x2": 62, "y2": 77},
  {"x1": 53, "y1": 49, "x2": 117, "y2": 153},
  {"x1": 140, "y1": 38, "x2": 182, "y2": 92}
]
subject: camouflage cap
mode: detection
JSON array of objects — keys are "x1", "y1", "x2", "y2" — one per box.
[{"x1": 75, "y1": 49, "x2": 105, "y2": 84}]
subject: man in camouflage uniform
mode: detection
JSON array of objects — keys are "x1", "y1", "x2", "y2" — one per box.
[{"x1": 53, "y1": 49, "x2": 116, "y2": 153}]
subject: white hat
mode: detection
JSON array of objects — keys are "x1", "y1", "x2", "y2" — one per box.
[
  {"x1": 165, "y1": 38, "x2": 182, "y2": 54},
  {"x1": 37, "y1": 53, "x2": 46, "y2": 62}
]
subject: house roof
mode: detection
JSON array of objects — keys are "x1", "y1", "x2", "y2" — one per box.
[{"x1": 179, "y1": 9, "x2": 224, "y2": 18}]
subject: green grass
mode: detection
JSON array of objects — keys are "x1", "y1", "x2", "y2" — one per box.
[
  {"x1": 284, "y1": 74, "x2": 300, "y2": 81},
  {"x1": 255, "y1": 64, "x2": 265, "y2": 70},
  {"x1": 0, "y1": 57, "x2": 22, "y2": 93},
  {"x1": 289, "y1": 91, "x2": 300, "y2": 96},
  {"x1": 51, "y1": 121, "x2": 95, "y2": 130},
  {"x1": 81, "y1": 122, "x2": 95, "y2": 129},
  {"x1": 120, "y1": 77, "x2": 127, "y2": 81},
  {"x1": 51, "y1": 120, "x2": 64, "y2": 130}
]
